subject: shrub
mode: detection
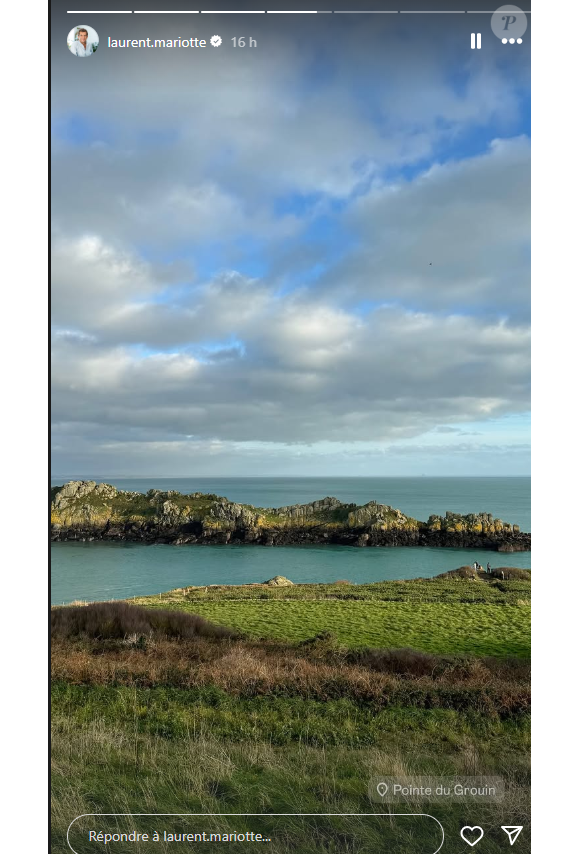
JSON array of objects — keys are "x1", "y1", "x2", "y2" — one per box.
[
  {"x1": 297, "y1": 631, "x2": 345, "y2": 658},
  {"x1": 439, "y1": 566, "x2": 479, "y2": 580},
  {"x1": 51, "y1": 601, "x2": 238, "y2": 641},
  {"x1": 490, "y1": 567, "x2": 531, "y2": 580},
  {"x1": 349, "y1": 647, "x2": 438, "y2": 677}
]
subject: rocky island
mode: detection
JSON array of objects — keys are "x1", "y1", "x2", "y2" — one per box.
[{"x1": 51, "y1": 481, "x2": 530, "y2": 551}]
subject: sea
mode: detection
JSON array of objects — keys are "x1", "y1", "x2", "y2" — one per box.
[{"x1": 51, "y1": 477, "x2": 531, "y2": 605}]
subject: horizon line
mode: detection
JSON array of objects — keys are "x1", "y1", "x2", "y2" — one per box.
[{"x1": 51, "y1": 474, "x2": 531, "y2": 479}]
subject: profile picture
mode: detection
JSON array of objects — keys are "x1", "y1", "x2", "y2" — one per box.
[{"x1": 67, "y1": 25, "x2": 99, "y2": 58}]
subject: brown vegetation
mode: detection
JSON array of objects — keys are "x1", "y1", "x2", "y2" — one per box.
[
  {"x1": 51, "y1": 601, "x2": 238, "y2": 641},
  {"x1": 490, "y1": 567, "x2": 531, "y2": 580},
  {"x1": 51, "y1": 629, "x2": 530, "y2": 717}
]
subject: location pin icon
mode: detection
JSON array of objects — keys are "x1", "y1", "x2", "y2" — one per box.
[{"x1": 376, "y1": 782, "x2": 389, "y2": 797}]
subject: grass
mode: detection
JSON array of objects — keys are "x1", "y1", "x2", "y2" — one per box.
[
  {"x1": 129, "y1": 599, "x2": 529, "y2": 658},
  {"x1": 52, "y1": 681, "x2": 530, "y2": 745},
  {"x1": 52, "y1": 718, "x2": 530, "y2": 854},
  {"x1": 52, "y1": 683, "x2": 529, "y2": 752},
  {"x1": 51, "y1": 579, "x2": 531, "y2": 852},
  {"x1": 133, "y1": 574, "x2": 531, "y2": 605}
]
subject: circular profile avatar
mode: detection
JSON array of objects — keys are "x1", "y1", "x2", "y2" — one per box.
[{"x1": 67, "y1": 25, "x2": 99, "y2": 58}]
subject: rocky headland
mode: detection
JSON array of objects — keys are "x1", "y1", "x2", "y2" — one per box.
[{"x1": 51, "y1": 481, "x2": 530, "y2": 551}]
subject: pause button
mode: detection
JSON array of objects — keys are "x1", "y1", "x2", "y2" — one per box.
[{"x1": 471, "y1": 33, "x2": 482, "y2": 49}]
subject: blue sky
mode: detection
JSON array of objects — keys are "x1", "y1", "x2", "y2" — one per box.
[{"x1": 51, "y1": 15, "x2": 530, "y2": 476}]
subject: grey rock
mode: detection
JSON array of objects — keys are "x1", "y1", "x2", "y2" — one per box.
[
  {"x1": 209, "y1": 502, "x2": 259, "y2": 528},
  {"x1": 273, "y1": 497, "x2": 344, "y2": 518}
]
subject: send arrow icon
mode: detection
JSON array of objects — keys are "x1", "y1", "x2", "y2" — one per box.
[{"x1": 501, "y1": 826, "x2": 523, "y2": 846}]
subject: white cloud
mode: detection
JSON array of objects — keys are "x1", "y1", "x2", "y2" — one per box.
[
  {"x1": 324, "y1": 137, "x2": 530, "y2": 316},
  {"x1": 52, "y1": 295, "x2": 530, "y2": 446},
  {"x1": 51, "y1": 234, "x2": 165, "y2": 331},
  {"x1": 50, "y1": 16, "x2": 530, "y2": 474}
]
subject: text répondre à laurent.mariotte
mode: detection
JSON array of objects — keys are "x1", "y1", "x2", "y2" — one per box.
[{"x1": 89, "y1": 830, "x2": 271, "y2": 843}]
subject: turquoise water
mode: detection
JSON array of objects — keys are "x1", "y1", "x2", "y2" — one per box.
[
  {"x1": 51, "y1": 477, "x2": 530, "y2": 605},
  {"x1": 51, "y1": 542, "x2": 531, "y2": 605}
]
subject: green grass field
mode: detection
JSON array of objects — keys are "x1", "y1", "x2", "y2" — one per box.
[
  {"x1": 133, "y1": 576, "x2": 530, "y2": 658},
  {"x1": 137, "y1": 600, "x2": 529, "y2": 657}
]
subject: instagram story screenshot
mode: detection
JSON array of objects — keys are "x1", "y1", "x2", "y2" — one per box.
[{"x1": 50, "y1": 2, "x2": 531, "y2": 853}]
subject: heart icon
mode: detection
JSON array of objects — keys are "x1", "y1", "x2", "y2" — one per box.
[
  {"x1": 460, "y1": 826, "x2": 484, "y2": 847},
  {"x1": 376, "y1": 782, "x2": 389, "y2": 797}
]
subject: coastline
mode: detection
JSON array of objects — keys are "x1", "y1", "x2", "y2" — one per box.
[{"x1": 51, "y1": 526, "x2": 531, "y2": 551}]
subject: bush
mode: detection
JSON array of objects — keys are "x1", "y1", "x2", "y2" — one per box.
[
  {"x1": 438, "y1": 566, "x2": 479, "y2": 580},
  {"x1": 349, "y1": 647, "x2": 438, "y2": 677},
  {"x1": 51, "y1": 601, "x2": 237, "y2": 641},
  {"x1": 490, "y1": 567, "x2": 531, "y2": 580},
  {"x1": 297, "y1": 631, "x2": 344, "y2": 658}
]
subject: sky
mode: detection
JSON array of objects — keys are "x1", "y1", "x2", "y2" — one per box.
[{"x1": 51, "y1": 10, "x2": 531, "y2": 477}]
